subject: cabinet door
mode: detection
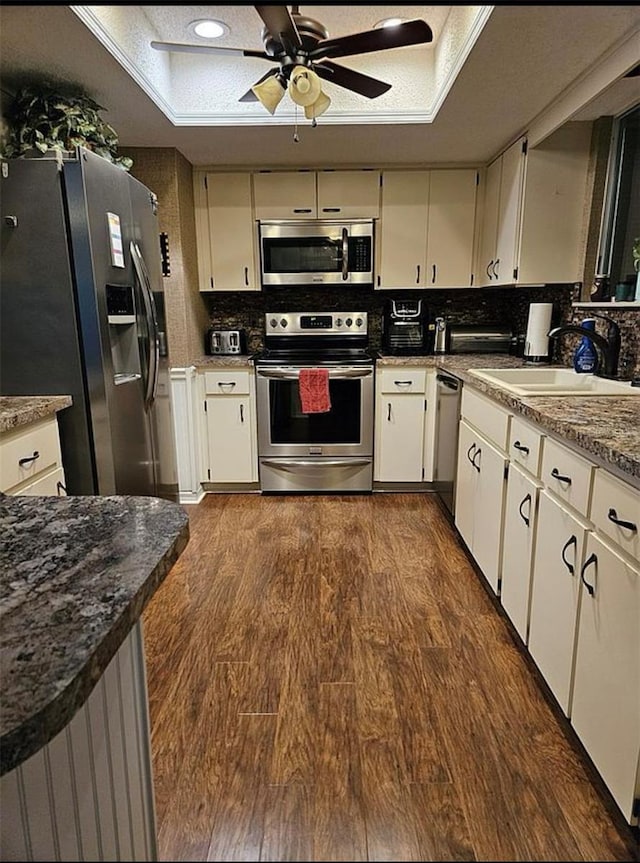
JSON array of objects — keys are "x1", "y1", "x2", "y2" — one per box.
[
  {"x1": 374, "y1": 394, "x2": 425, "y2": 482},
  {"x1": 528, "y1": 490, "x2": 589, "y2": 715},
  {"x1": 501, "y1": 464, "x2": 541, "y2": 641},
  {"x1": 317, "y1": 170, "x2": 380, "y2": 218},
  {"x1": 426, "y1": 169, "x2": 477, "y2": 288},
  {"x1": 204, "y1": 396, "x2": 255, "y2": 483},
  {"x1": 478, "y1": 157, "x2": 501, "y2": 286},
  {"x1": 206, "y1": 173, "x2": 258, "y2": 291},
  {"x1": 471, "y1": 432, "x2": 508, "y2": 594},
  {"x1": 494, "y1": 137, "x2": 526, "y2": 284},
  {"x1": 454, "y1": 419, "x2": 478, "y2": 553},
  {"x1": 377, "y1": 171, "x2": 429, "y2": 289},
  {"x1": 570, "y1": 531, "x2": 640, "y2": 824},
  {"x1": 253, "y1": 171, "x2": 317, "y2": 219}
]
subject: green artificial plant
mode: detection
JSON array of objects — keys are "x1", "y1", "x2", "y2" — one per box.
[{"x1": 1, "y1": 80, "x2": 133, "y2": 170}]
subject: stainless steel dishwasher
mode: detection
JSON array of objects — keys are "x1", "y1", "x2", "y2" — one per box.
[{"x1": 433, "y1": 373, "x2": 462, "y2": 515}]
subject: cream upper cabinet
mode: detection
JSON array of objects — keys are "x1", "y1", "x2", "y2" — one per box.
[
  {"x1": 377, "y1": 171, "x2": 430, "y2": 289},
  {"x1": 253, "y1": 171, "x2": 317, "y2": 220},
  {"x1": 198, "y1": 172, "x2": 258, "y2": 292},
  {"x1": 425, "y1": 169, "x2": 478, "y2": 288},
  {"x1": 478, "y1": 137, "x2": 526, "y2": 286},
  {"x1": 478, "y1": 124, "x2": 591, "y2": 286},
  {"x1": 316, "y1": 170, "x2": 380, "y2": 218}
]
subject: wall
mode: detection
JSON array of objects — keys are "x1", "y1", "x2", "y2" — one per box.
[{"x1": 118, "y1": 147, "x2": 209, "y2": 368}]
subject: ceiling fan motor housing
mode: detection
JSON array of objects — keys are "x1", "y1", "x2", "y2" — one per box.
[{"x1": 261, "y1": 12, "x2": 328, "y2": 72}]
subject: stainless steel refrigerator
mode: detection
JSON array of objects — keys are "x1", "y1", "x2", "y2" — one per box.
[{"x1": 0, "y1": 146, "x2": 179, "y2": 500}]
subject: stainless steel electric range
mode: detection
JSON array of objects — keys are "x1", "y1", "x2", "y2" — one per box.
[{"x1": 253, "y1": 311, "x2": 376, "y2": 493}]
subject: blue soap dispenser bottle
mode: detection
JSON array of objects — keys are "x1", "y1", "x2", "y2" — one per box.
[{"x1": 573, "y1": 318, "x2": 599, "y2": 374}]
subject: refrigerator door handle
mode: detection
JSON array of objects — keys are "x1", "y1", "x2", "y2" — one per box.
[{"x1": 130, "y1": 241, "x2": 159, "y2": 406}]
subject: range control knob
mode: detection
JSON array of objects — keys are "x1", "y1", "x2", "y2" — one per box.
[
  {"x1": 335, "y1": 318, "x2": 343, "y2": 327},
  {"x1": 345, "y1": 317, "x2": 353, "y2": 327},
  {"x1": 280, "y1": 318, "x2": 288, "y2": 328},
  {"x1": 356, "y1": 317, "x2": 363, "y2": 327},
  {"x1": 270, "y1": 318, "x2": 278, "y2": 328}
]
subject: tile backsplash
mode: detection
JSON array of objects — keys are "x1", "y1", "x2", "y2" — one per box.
[{"x1": 203, "y1": 284, "x2": 639, "y2": 378}]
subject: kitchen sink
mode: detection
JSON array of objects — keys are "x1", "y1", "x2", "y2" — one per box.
[{"x1": 468, "y1": 367, "x2": 639, "y2": 396}]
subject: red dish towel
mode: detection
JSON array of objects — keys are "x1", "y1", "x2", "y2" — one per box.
[{"x1": 299, "y1": 368, "x2": 331, "y2": 414}]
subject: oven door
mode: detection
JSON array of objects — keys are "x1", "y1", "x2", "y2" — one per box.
[{"x1": 256, "y1": 365, "x2": 374, "y2": 457}]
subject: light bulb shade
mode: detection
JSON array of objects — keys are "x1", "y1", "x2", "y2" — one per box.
[
  {"x1": 252, "y1": 75, "x2": 285, "y2": 114},
  {"x1": 304, "y1": 89, "x2": 331, "y2": 120},
  {"x1": 289, "y1": 66, "x2": 322, "y2": 107}
]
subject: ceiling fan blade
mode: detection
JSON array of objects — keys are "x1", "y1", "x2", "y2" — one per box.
[
  {"x1": 254, "y1": 4, "x2": 301, "y2": 53},
  {"x1": 238, "y1": 68, "x2": 280, "y2": 103},
  {"x1": 314, "y1": 60, "x2": 391, "y2": 99},
  {"x1": 150, "y1": 40, "x2": 269, "y2": 59},
  {"x1": 311, "y1": 19, "x2": 433, "y2": 61}
]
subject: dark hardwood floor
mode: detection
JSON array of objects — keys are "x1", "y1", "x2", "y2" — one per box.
[{"x1": 142, "y1": 492, "x2": 639, "y2": 862}]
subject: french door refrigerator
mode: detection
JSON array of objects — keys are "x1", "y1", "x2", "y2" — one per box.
[{"x1": 0, "y1": 146, "x2": 179, "y2": 499}]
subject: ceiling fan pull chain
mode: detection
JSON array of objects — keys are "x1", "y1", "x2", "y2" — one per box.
[{"x1": 293, "y1": 103, "x2": 300, "y2": 143}]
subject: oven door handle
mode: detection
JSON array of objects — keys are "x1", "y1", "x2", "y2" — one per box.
[
  {"x1": 261, "y1": 458, "x2": 371, "y2": 470},
  {"x1": 256, "y1": 367, "x2": 373, "y2": 380}
]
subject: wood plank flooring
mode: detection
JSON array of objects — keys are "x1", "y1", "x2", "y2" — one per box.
[{"x1": 142, "y1": 493, "x2": 639, "y2": 862}]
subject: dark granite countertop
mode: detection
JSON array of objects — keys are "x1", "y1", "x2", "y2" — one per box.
[
  {"x1": 0, "y1": 395, "x2": 73, "y2": 433},
  {"x1": 0, "y1": 494, "x2": 190, "y2": 775},
  {"x1": 378, "y1": 353, "x2": 640, "y2": 484}
]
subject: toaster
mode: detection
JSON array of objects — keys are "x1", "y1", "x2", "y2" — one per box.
[{"x1": 205, "y1": 328, "x2": 247, "y2": 356}]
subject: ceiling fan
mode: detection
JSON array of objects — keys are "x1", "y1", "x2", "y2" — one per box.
[{"x1": 150, "y1": 5, "x2": 433, "y2": 120}]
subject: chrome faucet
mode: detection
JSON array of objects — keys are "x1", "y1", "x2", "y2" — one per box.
[{"x1": 547, "y1": 315, "x2": 621, "y2": 379}]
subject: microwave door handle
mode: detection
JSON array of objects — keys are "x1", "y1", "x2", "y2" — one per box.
[{"x1": 342, "y1": 227, "x2": 349, "y2": 281}]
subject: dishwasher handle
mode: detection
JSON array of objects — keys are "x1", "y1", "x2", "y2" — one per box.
[{"x1": 436, "y1": 374, "x2": 460, "y2": 392}]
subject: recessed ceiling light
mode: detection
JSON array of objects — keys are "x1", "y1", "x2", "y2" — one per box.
[
  {"x1": 189, "y1": 19, "x2": 229, "y2": 40},
  {"x1": 374, "y1": 17, "x2": 410, "y2": 29}
]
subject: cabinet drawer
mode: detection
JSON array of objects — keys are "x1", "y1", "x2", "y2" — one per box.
[
  {"x1": 541, "y1": 436, "x2": 595, "y2": 517},
  {"x1": 508, "y1": 416, "x2": 544, "y2": 477},
  {"x1": 590, "y1": 470, "x2": 639, "y2": 562},
  {"x1": 203, "y1": 370, "x2": 251, "y2": 395},
  {"x1": 17, "y1": 466, "x2": 67, "y2": 497},
  {"x1": 0, "y1": 418, "x2": 62, "y2": 493},
  {"x1": 461, "y1": 386, "x2": 510, "y2": 451},
  {"x1": 378, "y1": 367, "x2": 426, "y2": 394}
]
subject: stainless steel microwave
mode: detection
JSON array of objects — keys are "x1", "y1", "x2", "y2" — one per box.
[{"x1": 259, "y1": 219, "x2": 374, "y2": 287}]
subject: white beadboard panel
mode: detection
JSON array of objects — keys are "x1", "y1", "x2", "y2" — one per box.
[
  {"x1": 170, "y1": 366, "x2": 206, "y2": 504},
  {"x1": 0, "y1": 624, "x2": 157, "y2": 862}
]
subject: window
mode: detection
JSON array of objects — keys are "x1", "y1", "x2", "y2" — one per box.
[{"x1": 597, "y1": 104, "x2": 640, "y2": 292}]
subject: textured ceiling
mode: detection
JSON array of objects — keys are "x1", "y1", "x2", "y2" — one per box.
[{"x1": 1, "y1": 5, "x2": 639, "y2": 167}]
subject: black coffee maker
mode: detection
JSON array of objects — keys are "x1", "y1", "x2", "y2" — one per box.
[{"x1": 382, "y1": 298, "x2": 433, "y2": 355}]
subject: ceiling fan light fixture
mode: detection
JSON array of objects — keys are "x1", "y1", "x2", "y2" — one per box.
[
  {"x1": 189, "y1": 19, "x2": 229, "y2": 40},
  {"x1": 289, "y1": 66, "x2": 322, "y2": 107},
  {"x1": 304, "y1": 90, "x2": 331, "y2": 121},
  {"x1": 252, "y1": 74, "x2": 286, "y2": 114}
]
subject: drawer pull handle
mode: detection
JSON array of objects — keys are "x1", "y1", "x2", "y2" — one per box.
[
  {"x1": 561, "y1": 534, "x2": 577, "y2": 575},
  {"x1": 513, "y1": 440, "x2": 530, "y2": 454},
  {"x1": 467, "y1": 442, "x2": 477, "y2": 464},
  {"x1": 518, "y1": 493, "x2": 532, "y2": 526},
  {"x1": 551, "y1": 467, "x2": 572, "y2": 485},
  {"x1": 607, "y1": 508, "x2": 637, "y2": 532},
  {"x1": 218, "y1": 381, "x2": 236, "y2": 389},
  {"x1": 580, "y1": 552, "x2": 597, "y2": 597},
  {"x1": 19, "y1": 450, "x2": 40, "y2": 467},
  {"x1": 471, "y1": 447, "x2": 481, "y2": 472},
  {"x1": 394, "y1": 380, "x2": 413, "y2": 387},
  {"x1": 56, "y1": 481, "x2": 67, "y2": 496}
]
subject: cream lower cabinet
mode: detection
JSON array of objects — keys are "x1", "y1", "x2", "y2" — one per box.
[
  {"x1": 527, "y1": 489, "x2": 591, "y2": 715},
  {"x1": 374, "y1": 367, "x2": 429, "y2": 482},
  {"x1": 0, "y1": 414, "x2": 67, "y2": 496},
  {"x1": 500, "y1": 463, "x2": 542, "y2": 642},
  {"x1": 570, "y1": 531, "x2": 640, "y2": 825},
  {"x1": 199, "y1": 370, "x2": 258, "y2": 485}
]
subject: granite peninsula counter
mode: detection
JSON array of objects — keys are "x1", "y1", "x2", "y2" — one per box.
[{"x1": 0, "y1": 493, "x2": 189, "y2": 861}]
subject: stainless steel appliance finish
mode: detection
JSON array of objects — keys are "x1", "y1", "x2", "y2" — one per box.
[
  {"x1": 433, "y1": 316, "x2": 449, "y2": 354},
  {"x1": 433, "y1": 373, "x2": 462, "y2": 515},
  {"x1": 448, "y1": 324, "x2": 513, "y2": 354},
  {"x1": 0, "y1": 147, "x2": 179, "y2": 499},
  {"x1": 382, "y1": 298, "x2": 433, "y2": 355},
  {"x1": 255, "y1": 311, "x2": 375, "y2": 493},
  {"x1": 205, "y1": 328, "x2": 247, "y2": 355},
  {"x1": 259, "y1": 219, "x2": 374, "y2": 287}
]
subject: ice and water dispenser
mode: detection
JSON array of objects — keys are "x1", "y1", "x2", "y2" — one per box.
[{"x1": 106, "y1": 283, "x2": 141, "y2": 385}]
